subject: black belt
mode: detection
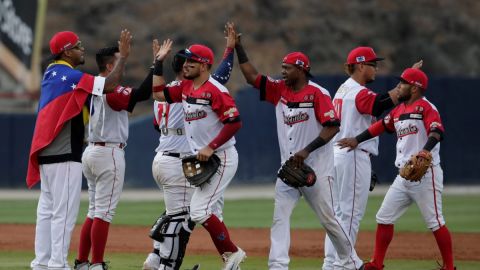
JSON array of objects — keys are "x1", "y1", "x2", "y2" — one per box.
[
  {"x1": 93, "y1": 142, "x2": 125, "y2": 149},
  {"x1": 163, "y1": 152, "x2": 180, "y2": 158}
]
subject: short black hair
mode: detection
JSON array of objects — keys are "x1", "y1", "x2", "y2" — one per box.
[
  {"x1": 172, "y1": 49, "x2": 186, "y2": 73},
  {"x1": 96, "y1": 46, "x2": 119, "y2": 72}
]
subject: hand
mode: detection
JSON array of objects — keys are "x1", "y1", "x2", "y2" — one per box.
[
  {"x1": 152, "y1": 39, "x2": 160, "y2": 63},
  {"x1": 197, "y1": 146, "x2": 214, "y2": 161},
  {"x1": 292, "y1": 150, "x2": 309, "y2": 168},
  {"x1": 224, "y1": 22, "x2": 236, "y2": 48},
  {"x1": 155, "y1": 39, "x2": 173, "y2": 62},
  {"x1": 412, "y1": 60, "x2": 423, "y2": 69},
  {"x1": 336, "y1": 137, "x2": 359, "y2": 151},
  {"x1": 118, "y1": 29, "x2": 132, "y2": 58}
]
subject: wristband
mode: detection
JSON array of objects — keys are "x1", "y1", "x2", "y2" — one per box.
[
  {"x1": 235, "y1": 45, "x2": 249, "y2": 64},
  {"x1": 304, "y1": 136, "x2": 327, "y2": 153},
  {"x1": 355, "y1": 129, "x2": 373, "y2": 144},
  {"x1": 153, "y1": 60, "x2": 163, "y2": 76},
  {"x1": 423, "y1": 136, "x2": 439, "y2": 151}
]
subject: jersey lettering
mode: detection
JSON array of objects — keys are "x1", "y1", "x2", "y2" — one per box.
[
  {"x1": 283, "y1": 111, "x2": 309, "y2": 125},
  {"x1": 184, "y1": 109, "x2": 207, "y2": 121},
  {"x1": 396, "y1": 124, "x2": 418, "y2": 138}
]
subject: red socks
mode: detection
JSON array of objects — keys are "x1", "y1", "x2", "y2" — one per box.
[
  {"x1": 90, "y1": 218, "x2": 111, "y2": 264},
  {"x1": 371, "y1": 223, "x2": 394, "y2": 268},
  {"x1": 202, "y1": 215, "x2": 238, "y2": 255},
  {"x1": 433, "y1": 226, "x2": 455, "y2": 270},
  {"x1": 77, "y1": 217, "x2": 94, "y2": 262}
]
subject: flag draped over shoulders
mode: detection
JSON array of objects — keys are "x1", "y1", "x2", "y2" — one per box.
[{"x1": 27, "y1": 61, "x2": 95, "y2": 188}]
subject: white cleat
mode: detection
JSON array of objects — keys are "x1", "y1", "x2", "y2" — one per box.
[
  {"x1": 142, "y1": 253, "x2": 160, "y2": 270},
  {"x1": 222, "y1": 247, "x2": 246, "y2": 270}
]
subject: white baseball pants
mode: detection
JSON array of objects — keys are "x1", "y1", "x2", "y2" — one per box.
[
  {"x1": 376, "y1": 165, "x2": 445, "y2": 230},
  {"x1": 189, "y1": 146, "x2": 237, "y2": 224},
  {"x1": 82, "y1": 144, "x2": 125, "y2": 223},
  {"x1": 324, "y1": 149, "x2": 371, "y2": 269},
  {"x1": 268, "y1": 176, "x2": 357, "y2": 270},
  {"x1": 31, "y1": 161, "x2": 83, "y2": 270}
]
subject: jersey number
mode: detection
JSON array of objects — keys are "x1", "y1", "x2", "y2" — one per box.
[{"x1": 333, "y1": 99, "x2": 343, "y2": 121}]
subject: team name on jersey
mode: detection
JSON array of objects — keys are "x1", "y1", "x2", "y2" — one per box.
[
  {"x1": 185, "y1": 109, "x2": 207, "y2": 121},
  {"x1": 396, "y1": 123, "x2": 418, "y2": 138},
  {"x1": 283, "y1": 111, "x2": 309, "y2": 125}
]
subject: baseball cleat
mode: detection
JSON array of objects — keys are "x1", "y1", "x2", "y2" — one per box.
[{"x1": 222, "y1": 247, "x2": 246, "y2": 270}]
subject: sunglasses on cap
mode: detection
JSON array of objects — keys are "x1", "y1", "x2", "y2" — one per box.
[
  {"x1": 68, "y1": 42, "x2": 84, "y2": 51},
  {"x1": 184, "y1": 48, "x2": 210, "y2": 63},
  {"x1": 363, "y1": 62, "x2": 378, "y2": 68}
]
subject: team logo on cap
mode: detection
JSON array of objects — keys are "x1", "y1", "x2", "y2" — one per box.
[
  {"x1": 295, "y1": 59, "x2": 306, "y2": 67},
  {"x1": 356, "y1": 56, "x2": 365, "y2": 62}
]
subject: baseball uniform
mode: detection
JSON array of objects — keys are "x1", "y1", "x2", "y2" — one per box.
[
  {"x1": 76, "y1": 66, "x2": 152, "y2": 268},
  {"x1": 143, "y1": 47, "x2": 236, "y2": 270},
  {"x1": 360, "y1": 68, "x2": 454, "y2": 270},
  {"x1": 252, "y1": 74, "x2": 359, "y2": 270},
  {"x1": 29, "y1": 58, "x2": 106, "y2": 270},
  {"x1": 324, "y1": 78, "x2": 393, "y2": 268}
]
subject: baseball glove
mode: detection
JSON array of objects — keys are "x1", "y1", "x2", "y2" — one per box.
[
  {"x1": 399, "y1": 150, "x2": 432, "y2": 182},
  {"x1": 277, "y1": 158, "x2": 317, "y2": 188},
  {"x1": 182, "y1": 154, "x2": 220, "y2": 187}
]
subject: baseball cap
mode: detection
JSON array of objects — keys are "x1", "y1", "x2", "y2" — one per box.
[
  {"x1": 347, "y1": 46, "x2": 384, "y2": 64},
  {"x1": 49, "y1": 31, "x2": 79, "y2": 55},
  {"x1": 399, "y1": 68, "x2": 428, "y2": 89},
  {"x1": 283, "y1": 52, "x2": 312, "y2": 77},
  {"x1": 180, "y1": 44, "x2": 214, "y2": 65}
]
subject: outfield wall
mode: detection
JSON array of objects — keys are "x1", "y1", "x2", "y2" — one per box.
[{"x1": 1, "y1": 75, "x2": 479, "y2": 188}]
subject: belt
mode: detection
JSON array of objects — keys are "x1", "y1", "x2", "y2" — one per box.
[
  {"x1": 163, "y1": 152, "x2": 181, "y2": 158},
  {"x1": 92, "y1": 142, "x2": 126, "y2": 149},
  {"x1": 161, "y1": 127, "x2": 185, "y2": 136}
]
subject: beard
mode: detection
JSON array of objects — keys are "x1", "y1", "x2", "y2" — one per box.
[
  {"x1": 398, "y1": 92, "x2": 411, "y2": 102},
  {"x1": 365, "y1": 78, "x2": 375, "y2": 84}
]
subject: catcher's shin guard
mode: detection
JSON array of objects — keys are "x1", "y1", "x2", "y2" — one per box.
[
  {"x1": 150, "y1": 211, "x2": 170, "y2": 242},
  {"x1": 157, "y1": 212, "x2": 196, "y2": 270}
]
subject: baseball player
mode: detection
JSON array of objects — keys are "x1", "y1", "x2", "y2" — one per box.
[
  {"x1": 323, "y1": 47, "x2": 423, "y2": 269},
  {"x1": 150, "y1": 37, "x2": 246, "y2": 270},
  {"x1": 337, "y1": 68, "x2": 455, "y2": 270},
  {"x1": 27, "y1": 30, "x2": 131, "y2": 270},
  {"x1": 142, "y1": 23, "x2": 237, "y2": 270},
  {"x1": 235, "y1": 34, "x2": 361, "y2": 270},
  {"x1": 73, "y1": 43, "x2": 153, "y2": 270}
]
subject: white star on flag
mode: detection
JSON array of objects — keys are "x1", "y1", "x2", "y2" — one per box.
[
  {"x1": 52, "y1": 71, "x2": 57, "y2": 76},
  {"x1": 61, "y1": 75, "x2": 67, "y2": 81},
  {"x1": 71, "y1": 83, "x2": 77, "y2": 89}
]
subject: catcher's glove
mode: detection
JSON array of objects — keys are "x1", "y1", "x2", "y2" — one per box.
[
  {"x1": 277, "y1": 157, "x2": 317, "y2": 188},
  {"x1": 399, "y1": 150, "x2": 432, "y2": 182},
  {"x1": 182, "y1": 154, "x2": 221, "y2": 187}
]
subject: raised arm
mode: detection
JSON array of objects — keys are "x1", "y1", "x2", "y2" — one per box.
[
  {"x1": 235, "y1": 31, "x2": 259, "y2": 85},
  {"x1": 104, "y1": 29, "x2": 132, "y2": 93},
  {"x1": 152, "y1": 39, "x2": 173, "y2": 101},
  {"x1": 212, "y1": 22, "x2": 236, "y2": 84}
]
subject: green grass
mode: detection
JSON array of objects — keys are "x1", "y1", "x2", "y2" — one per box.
[
  {"x1": 1, "y1": 251, "x2": 479, "y2": 270},
  {"x1": 1, "y1": 195, "x2": 479, "y2": 232},
  {"x1": 1, "y1": 195, "x2": 479, "y2": 269}
]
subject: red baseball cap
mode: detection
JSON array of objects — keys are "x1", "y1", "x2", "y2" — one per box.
[
  {"x1": 49, "y1": 31, "x2": 79, "y2": 55},
  {"x1": 181, "y1": 44, "x2": 214, "y2": 65},
  {"x1": 283, "y1": 52, "x2": 312, "y2": 77},
  {"x1": 347, "y1": 46, "x2": 384, "y2": 64},
  {"x1": 399, "y1": 68, "x2": 428, "y2": 89}
]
